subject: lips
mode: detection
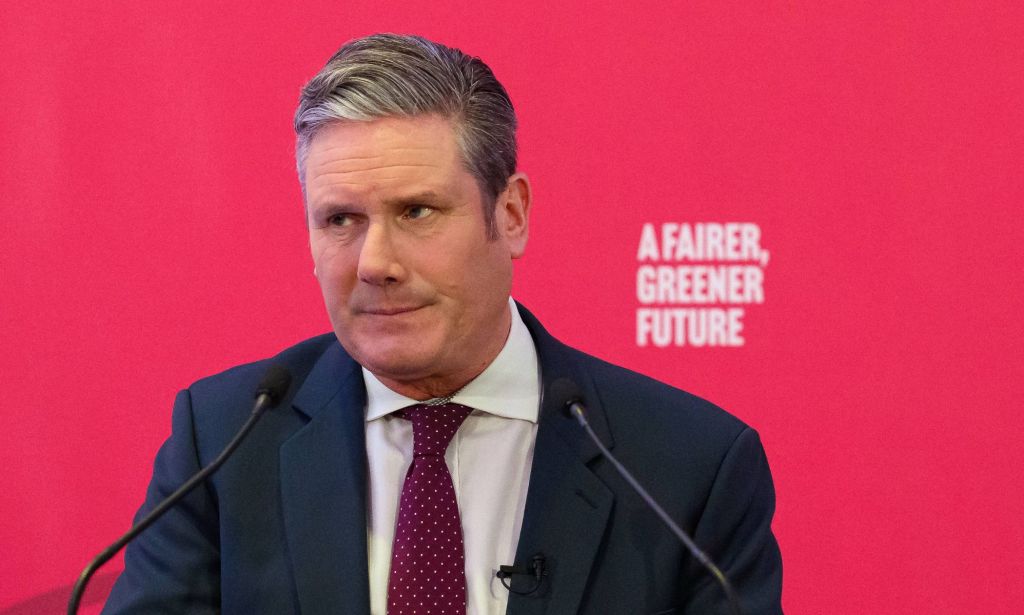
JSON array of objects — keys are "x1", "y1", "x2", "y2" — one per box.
[{"x1": 359, "y1": 305, "x2": 425, "y2": 316}]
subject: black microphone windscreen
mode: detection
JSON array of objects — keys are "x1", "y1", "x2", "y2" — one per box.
[
  {"x1": 255, "y1": 365, "x2": 292, "y2": 405},
  {"x1": 549, "y1": 377, "x2": 583, "y2": 409}
]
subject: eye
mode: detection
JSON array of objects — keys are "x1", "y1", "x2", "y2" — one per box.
[
  {"x1": 327, "y1": 212, "x2": 353, "y2": 226},
  {"x1": 404, "y1": 205, "x2": 435, "y2": 220}
]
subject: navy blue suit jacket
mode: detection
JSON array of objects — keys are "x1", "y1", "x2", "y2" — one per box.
[{"x1": 104, "y1": 305, "x2": 782, "y2": 614}]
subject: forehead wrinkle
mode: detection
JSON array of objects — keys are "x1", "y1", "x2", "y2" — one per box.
[
  {"x1": 308, "y1": 160, "x2": 456, "y2": 193},
  {"x1": 311, "y1": 147, "x2": 446, "y2": 163},
  {"x1": 307, "y1": 167, "x2": 456, "y2": 202},
  {"x1": 310, "y1": 138, "x2": 455, "y2": 158},
  {"x1": 308, "y1": 169, "x2": 450, "y2": 195},
  {"x1": 312, "y1": 162, "x2": 446, "y2": 176},
  {"x1": 307, "y1": 149, "x2": 451, "y2": 175}
]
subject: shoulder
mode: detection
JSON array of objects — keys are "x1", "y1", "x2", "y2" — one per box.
[
  {"x1": 517, "y1": 302, "x2": 753, "y2": 466},
  {"x1": 188, "y1": 333, "x2": 339, "y2": 398},
  {"x1": 570, "y1": 347, "x2": 751, "y2": 459},
  {"x1": 182, "y1": 333, "x2": 342, "y2": 437}
]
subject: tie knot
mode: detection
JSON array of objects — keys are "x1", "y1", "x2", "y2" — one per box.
[{"x1": 401, "y1": 402, "x2": 473, "y2": 457}]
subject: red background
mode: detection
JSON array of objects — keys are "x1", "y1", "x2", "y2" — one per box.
[{"x1": 2, "y1": 2, "x2": 1022, "y2": 613}]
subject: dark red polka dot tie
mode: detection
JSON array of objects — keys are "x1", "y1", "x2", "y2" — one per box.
[{"x1": 387, "y1": 402, "x2": 473, "y2": 615}]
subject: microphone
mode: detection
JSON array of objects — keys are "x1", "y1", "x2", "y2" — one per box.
[
  {"x1": 496, "y1": 553, "x2": 546, "y2": 595},
  {"x1": 549, "y1": 378, "x2": 744, "y2": 615},
  {"x1": 68, "y1": 365, "x2": 293, "y2": 615}
]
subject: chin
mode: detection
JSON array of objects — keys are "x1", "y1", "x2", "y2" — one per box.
[{"x1": 347, "y1": 339, "x2": 436, "y2": 380}]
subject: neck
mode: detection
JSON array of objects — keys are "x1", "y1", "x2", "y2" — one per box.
[{"x1": 374, "y1": 362, "x2": 487, "y2": 401}]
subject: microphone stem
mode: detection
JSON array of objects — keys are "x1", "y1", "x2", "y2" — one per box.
[
  {"x1": 569, "y1": 403, "x2": 744, "y2": 615},
  {"x1": 67, "y1": 393, "x2": 274, "y2": 615}
]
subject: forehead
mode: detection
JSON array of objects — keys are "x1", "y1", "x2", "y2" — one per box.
[
  {"x1": 303, "y1": 115, "x2": 480, "y2": 213},
  {"x1": 304, "y1": 115, "x2": 464, "y2": 189}
]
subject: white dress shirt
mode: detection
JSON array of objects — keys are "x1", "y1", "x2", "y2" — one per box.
[{"x1": 364, "y1": 298, "x2": 541, "y2": 615}]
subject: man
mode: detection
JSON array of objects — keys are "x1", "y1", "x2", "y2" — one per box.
[{"x1": 104, "y1": 34, "x2": 782, "y2": 614}]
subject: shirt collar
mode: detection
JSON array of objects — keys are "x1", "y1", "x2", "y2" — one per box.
[{"x1": 363, "y1": 298, "x2": 540, "y2": 424}]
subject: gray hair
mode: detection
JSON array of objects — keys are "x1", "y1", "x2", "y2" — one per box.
[{"x1": 294, "y1": 34, "x2": 517, "y2": 236}]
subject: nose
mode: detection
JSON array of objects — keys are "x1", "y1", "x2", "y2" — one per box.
[{"x1": 357, "y1": 222, "x2": 406, "y2": 286}]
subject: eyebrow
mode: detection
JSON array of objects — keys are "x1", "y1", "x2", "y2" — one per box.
[
  {"x1": 310, "y1": 190, "x2": 446, "y2": 216},
  {"x1": 381, "y1": 191, "x2": 443, "y2": 208}
]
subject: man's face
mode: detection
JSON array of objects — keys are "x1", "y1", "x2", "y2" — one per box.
[{"x1": 305, "y1": 115, "x2": 529, "y2": 398}]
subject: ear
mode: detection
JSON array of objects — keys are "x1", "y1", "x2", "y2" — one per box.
[{"x1": 497, "y1": 172, "x2": 531, "y2": 258}]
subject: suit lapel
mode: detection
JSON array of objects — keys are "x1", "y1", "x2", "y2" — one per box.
[
  {"x1": 507, "y1": 305, "x2": 616, "y2": 615},
  {"x1": 279, "y1": 342, "x2": 371, "y2": 615}
]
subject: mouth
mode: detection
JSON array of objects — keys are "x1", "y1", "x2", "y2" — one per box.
[{"x1": 359, "y1": 305, "x2": 426, "y2": 316}]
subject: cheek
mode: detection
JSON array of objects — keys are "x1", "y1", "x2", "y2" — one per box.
[
  {"x1": 442, "y1": 244, "x2": 512, "y2": 310},
  {"x1": 312, "y1": 243, "x2": 357, "y2": 296}
]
